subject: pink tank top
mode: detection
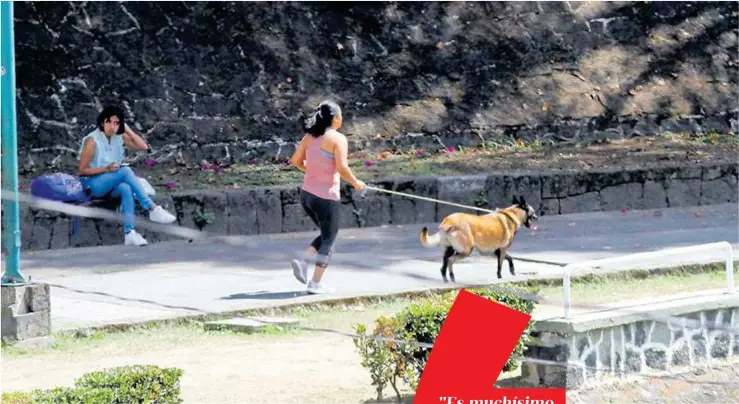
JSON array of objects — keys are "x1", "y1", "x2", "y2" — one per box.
[{"x1": 301, "y1": 136, "x2": 340, "y2": 201}]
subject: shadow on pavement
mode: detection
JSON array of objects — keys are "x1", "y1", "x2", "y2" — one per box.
[
  {"x1": 221, "y1": 290, "x2": 309, "y2": 300},
  {"x1": 16, "y1": 204, "x2": 739, "y2": 276}
]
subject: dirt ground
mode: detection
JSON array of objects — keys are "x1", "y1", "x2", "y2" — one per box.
[
  {"x1": 6, "y1": 331, "x2": 736, "y2": 404},
  {"x1": 567, "y1": 360, "x2": 739, "y2": 404},
  {"x1": 19, "y1": 133, "x2": 738, "y2": 193},
  {"x1": 2, "y1": 269, "x2": 730, "y2": 403},
  {"x1": 3, "y1": 307, "x2": 415, "y2": 404}
]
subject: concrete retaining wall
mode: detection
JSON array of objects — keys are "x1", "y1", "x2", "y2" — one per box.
[
  {"x1": 521, "y1": 294, "x2": 739, "y2": 389},
  {"x1": 1, "y1": 284, "x2": 52, "y2": 344},
  {"x1": 11, "y1": 162, "x2": 738, "y2": 251}
]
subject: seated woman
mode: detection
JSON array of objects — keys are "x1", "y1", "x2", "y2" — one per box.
[{"x1": 77, "y1": 106, "x2": 176, "y2": 246}]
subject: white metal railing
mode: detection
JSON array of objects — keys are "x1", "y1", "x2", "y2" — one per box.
[{"x1": 562, "y1": 241, "x2": 735, "y2": 318}]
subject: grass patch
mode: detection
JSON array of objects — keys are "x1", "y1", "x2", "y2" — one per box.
[
  {"x1": 536, "y1": 263, "x2": 730, "y2": 305},
  {"x1": 169, "y1": 133, "x2": 739, "y2": 191},
  {"x1": 19, "y1": 133, "x2": 736, "y2": 193},
  {"x1": 659, "y1": 130, "x2": 739, "y2": 146},
  {"x1": 518, "y1": 261, "x2": 733, "y2": 288},
  {"x1": 2, "y1": 262, "x2": 731, "y2": 358}
]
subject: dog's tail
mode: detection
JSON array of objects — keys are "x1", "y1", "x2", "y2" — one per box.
[{"x1": 419, "y1": 226, "x2": 443, "y2": 247}]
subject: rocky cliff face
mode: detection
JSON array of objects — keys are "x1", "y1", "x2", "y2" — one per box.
[{"x1": 12, "y1": 1, "x2": 738, "y2": 172}]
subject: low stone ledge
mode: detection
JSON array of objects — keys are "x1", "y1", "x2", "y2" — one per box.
[
  {"x1": 522, "y1": 293, "x2": 739, "y2": 390},
  {"x1": 534, "y1": 292, "x2": 739, "y2": 335},
  {"x1": 6, "y1": 162, "x2": 737, "y2": 251},
  {"x1": 203, "y1": 316, "x2": 300, "y2": 334}
]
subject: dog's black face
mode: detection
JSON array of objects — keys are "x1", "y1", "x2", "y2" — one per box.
[{"x1": 512, "y1": 196, "x2": 538, "y2": 229}]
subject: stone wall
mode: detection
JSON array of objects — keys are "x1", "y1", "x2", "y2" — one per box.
[
  {"x1": 522, "y1": 305, "x2": 739, "y2": 389},
  {"x1": 12, "y1": 162, "x2": 738, "y2": 251},
  {"x1": 13, "y1": 1, "x2": 739, "y2": 173}
]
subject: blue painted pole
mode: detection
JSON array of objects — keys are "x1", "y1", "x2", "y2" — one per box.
[{"x1": 1, "y1": 0, "x2": 25, "y2": 285}]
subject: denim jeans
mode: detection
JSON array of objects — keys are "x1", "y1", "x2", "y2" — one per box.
[{"x1": 80, "y1": 167, "x2": 154, "y2": 233}]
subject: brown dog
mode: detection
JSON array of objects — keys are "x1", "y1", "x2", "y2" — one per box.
[{"x1": 419, "y1": 196, "x2": 539, "y2": 282}]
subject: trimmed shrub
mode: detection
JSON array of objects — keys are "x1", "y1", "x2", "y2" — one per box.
[
  {"x1": 460, "y1": 284, "x2": 539, "y2": 373},
  {"x1": 1, "y1": 391, "x2": 32, "y2": 404},
  {"x1": 394, "y1": 293, "x2": 452, "y2": 388},
  {"x1": 74, "y1": 365, "x2": 184, "y2": 404},
  {"x1": 354, "y1": 285, "x2": 539, "y2": 402},
  {"x1": 3, "y1": 364, "x2": 184, "y2": 404},
  {"x1": 30, "y1": 386, "x2": 117, "y2": 404}
]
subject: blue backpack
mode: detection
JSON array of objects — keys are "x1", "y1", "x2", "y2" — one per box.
[{"x1": 30, "y1": 172, "x2": 91, "y2": 203}]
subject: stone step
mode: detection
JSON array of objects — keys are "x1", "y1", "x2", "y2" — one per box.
[{"x1": 203, "y1": 316, "x2": 300, "y2": 333}]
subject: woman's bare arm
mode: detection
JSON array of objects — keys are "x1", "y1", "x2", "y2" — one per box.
[
  {"x1": 122, "y1": 123, "x2": 149, "y2": 151},
  {"x1": 77, "y1": 137, "x2": 112, "y2": 176},
  {"x1": 291, "y1": 135, "x2": 310, "y2": 172},
  {"x1": 333, "y1": 134, "x2": 362, "y2": 189}
]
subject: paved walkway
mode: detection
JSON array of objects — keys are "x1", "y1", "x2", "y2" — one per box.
[{"x1": 8, "y1": 203, "x2": 738, "y2": 331}]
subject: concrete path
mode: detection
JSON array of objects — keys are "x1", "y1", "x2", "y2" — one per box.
[{"x1": 7, "y1": 203, "x2": 738, "y2": 332}]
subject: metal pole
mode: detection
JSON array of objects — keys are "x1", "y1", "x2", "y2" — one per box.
[
  {"x1": 726, "y1": 243, "x2": 734, "y2": 294},
  {"x1": 1, "y1": 0, "x2": 25, "y2": 285},
  {"x1": 563, "y1": 266, "x2": 571, "y2": 318}
]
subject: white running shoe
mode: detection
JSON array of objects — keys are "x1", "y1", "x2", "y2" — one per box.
[
  {"x1": 124, "y1": 230, "x2": 148, "y2": 246},
  {"x1": 291, "y1": 259, "x2": 308, "y2": 284},
  {"x1": 307, "y1": 281, "x2": 334, "y2": 295},
  {"x1": 149, "y1": 206, "x2": 176, "y2": 224}
]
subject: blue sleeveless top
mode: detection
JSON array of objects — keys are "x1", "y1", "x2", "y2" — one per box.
[{"x1": 79, "y1": 129, "x2": 125, "y2": 169}]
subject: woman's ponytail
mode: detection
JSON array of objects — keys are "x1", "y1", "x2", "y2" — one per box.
[{"x1": 301, "y1": 101, "x2": 341, "y2": 137}]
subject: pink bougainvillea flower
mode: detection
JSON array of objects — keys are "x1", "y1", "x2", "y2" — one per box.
[
  {"x1": 250, "y1": 158, "x2": 257, "y2": 165},
  {"x1": 200, "y1": 165, "x2": 209, "y2": 172},
  {"x1": 364, "y1": 160, "x2": 374, "y2": 167},
  {"x1": 415, "y1": 150, "x2": 425, "y2": 158},
  {"x1": 18, "y1": 185, "x2": 23, "y2": 191},
  {"x1": 144, "y1": 158, "x2": 157, "y2": 167},
  {"x1": 620, "y1": 208, "x2": 628, "y2": 213},
  {"x1": 165, "y1": 182, "x2": 175, "y2": 189},
  {"x1": 445, "y1": 146, "x2": 456, "y2": 153},
  {"x1": 212, "y1": 165, "x2": 222, "y2": 173}
]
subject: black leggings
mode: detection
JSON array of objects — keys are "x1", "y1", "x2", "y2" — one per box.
[{"x1": 300, "y1": 190, "x2": 340, "y2": 267}]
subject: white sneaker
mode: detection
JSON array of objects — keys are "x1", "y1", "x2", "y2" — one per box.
[
  {"x1": 291, "y1": 259, "x2": 308, "y2": 284},
  {"x1": 149, "y1": 206, "x2": 176, "y2": 224},
  {"x1": 307, "y1": 281, "x2": 333, "y2": 295},
  {"x1": 124, "y1": 230, "x2": 148, "y2": 246}
]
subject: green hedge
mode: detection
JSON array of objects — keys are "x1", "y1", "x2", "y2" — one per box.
[
  {"x1": 354, "y1": 285, "x2": 538, "y2": 402},
  {"x1": 2, "y1": 365, "x2": 184, "y2": 404},
  {"x1": 1, "y1": 391, "x2": 33, "y2": 404}
]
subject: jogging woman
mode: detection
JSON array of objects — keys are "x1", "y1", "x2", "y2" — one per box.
[{"x1": 289, "y1": 100, "x2": 366, "y2": 294}]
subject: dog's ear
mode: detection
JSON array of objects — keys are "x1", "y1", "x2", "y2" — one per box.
[
  {"x1": 512, "y1": 195, "x2": 519, "y2": 205},
  {"x1": 518, "y1": 195, "x2": 527, "y2": 207}
]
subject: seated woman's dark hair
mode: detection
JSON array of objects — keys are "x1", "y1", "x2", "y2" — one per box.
[
  {"x1": 97, "y1": 106, "x2": 126, "y2": 135},
  {"x1": 301, "y1": 100, "x2": 340, "y2": 137}
]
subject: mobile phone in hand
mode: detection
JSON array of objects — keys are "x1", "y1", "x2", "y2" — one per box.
[{"x1": 120, "y1": 163, "x2": 130, "y2": 166}]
